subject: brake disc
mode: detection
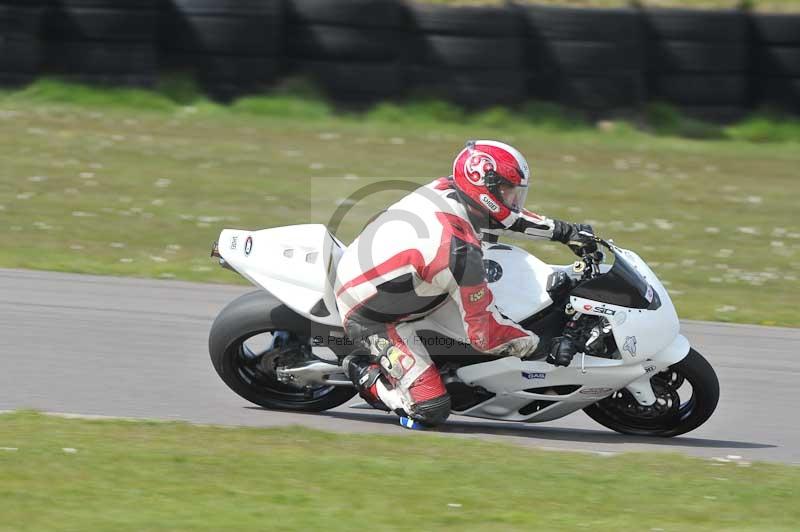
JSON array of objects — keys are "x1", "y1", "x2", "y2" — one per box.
[{"x1": 608, "y1": 387, "x2": 680, "y2": 420}]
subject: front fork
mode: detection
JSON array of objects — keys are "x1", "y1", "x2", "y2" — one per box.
[{"x1": 624, "y1": 334, "x2": 691, "y2": 406}]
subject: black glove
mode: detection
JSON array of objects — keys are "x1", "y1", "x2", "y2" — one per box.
[
  {"x1": 547, "y1": 336, "x2": 578, "y2": 367},
  {"x1": 554, "y1": 221, "x2": 597, "y2": 257}
]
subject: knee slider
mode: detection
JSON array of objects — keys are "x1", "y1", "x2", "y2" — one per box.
[{"x1": 412, "y1": 394, "x2": 452, "y2": 427}]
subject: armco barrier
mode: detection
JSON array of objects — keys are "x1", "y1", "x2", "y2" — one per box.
[
  {"x1": 0, "y1": 1, "x2": 798, "y2": 118},
  {"x1": 43, "y1": 0, "x2": 158, "y2": 87}
]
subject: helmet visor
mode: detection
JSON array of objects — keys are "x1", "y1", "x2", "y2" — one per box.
[{"x1": 496, "y1": 182, "x2": 528, "y2": 212}]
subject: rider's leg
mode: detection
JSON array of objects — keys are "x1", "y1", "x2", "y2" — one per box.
[
  {"x1": 341, "y1": 307, "x2": 451, "y2": 426},
  {"x1": 342, "y1": 352, "x2": 389, "y2": 411},
  {"x1": 373, "y1": 322, "x2": 451, "y2": 426}
]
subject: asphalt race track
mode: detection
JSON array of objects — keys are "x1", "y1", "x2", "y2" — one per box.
[{"x1": 1, "y1": 268, "x2": 798, "y2": 464}]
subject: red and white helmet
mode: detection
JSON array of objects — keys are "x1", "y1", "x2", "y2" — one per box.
[{"x1": 452, "y1": 140, "x2": 530, "y2": 228}]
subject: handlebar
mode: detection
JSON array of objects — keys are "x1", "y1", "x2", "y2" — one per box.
[{"x1": 575, "y1": 232, "x2": 616, "y2": 279}]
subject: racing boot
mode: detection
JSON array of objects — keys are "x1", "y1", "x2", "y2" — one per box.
[{"x1": 342, "y1": 354, "x2": 389, "y2": 411}]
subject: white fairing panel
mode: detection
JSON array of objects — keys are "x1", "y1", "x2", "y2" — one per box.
[
  {"x1": 481, "y1": 243, "x2": 555, "y2": 322},
  {"x1": 217, "y1": 224, "x2": 343, "y2": 326},
  {"x1": 570, "y1": 248, "x2": 680, "y2": 361}
]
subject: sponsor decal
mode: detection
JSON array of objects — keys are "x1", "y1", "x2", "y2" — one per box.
[
  {"x1": 645, "y1": 284, "x2": 654, "y2": 303},
  {"x1": 644, "y1": 363, "x2": 657, "y2": 374},
  {"x1": 464, "y1": 151, "x2": 496, "y2": 186},
  {"x1": 244, "y1": 236, "x2": 253, "y2": 256},
  {"x1": 522, "y1": 371, "x2": 546, "y2": 380},
  {"x1": 583, "y1": 304, "x2": 616, "y2": 316},
  {"x1": 623, "y1": 335, "x2": 637, "y2": 357},
  {"x1": 579, "y1": 387, "x2": 614, "y2": 396},
  {"x1": 469, "y1": 287, "x2": 486, "y2": 303},
  {"x1": 479, "y1": 194, "x2": 500, "y2": 213},
  {"x1": 230, "y1": 235, "x2": 238, "y2": 250}
]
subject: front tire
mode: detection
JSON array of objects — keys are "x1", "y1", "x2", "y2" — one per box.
[
  {"x1": 209, "y1": 291, "x2": 356, "y2": 412},
  {"x1": 583, "y1": 348, "x2": 719, "y2": 437}
]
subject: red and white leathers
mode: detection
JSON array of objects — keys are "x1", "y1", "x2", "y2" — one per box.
[{"x1": 334, "y1": 177, "x2": 563, "y2": 424}]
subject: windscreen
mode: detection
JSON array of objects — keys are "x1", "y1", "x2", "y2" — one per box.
[{"x1": 571, "y1": 249, "x2": 655, "y2": 309}]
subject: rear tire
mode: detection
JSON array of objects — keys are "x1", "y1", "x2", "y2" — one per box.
[
  {"x1": 209, "y1": 291, "x2": 356, "y2": 412},
  {"x1": 583, "y1": 348, "x2": 719, "y2": 437}
]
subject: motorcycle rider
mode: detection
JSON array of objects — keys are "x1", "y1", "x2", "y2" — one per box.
[{"x1": 335, "y1": 140, "x2": 596, "y2": 428}]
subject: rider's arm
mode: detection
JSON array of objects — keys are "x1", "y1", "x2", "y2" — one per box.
[
  {"x1": 432, "y1": 224, "x2": 538, "y2": 357},
  {"x1": 483, "y1": 209, "x2": 573, "y2": 243},
  {"x1": 484, "y1": 209, "x2": 596, "y2": 256}
]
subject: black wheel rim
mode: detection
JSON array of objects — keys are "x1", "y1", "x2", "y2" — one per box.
[
  {"x1": 230, "y1": 330, "x2": 336, "y2": 403},
  {"x1": 593, "y1": 367, "x2": 698, "y2": 432}
]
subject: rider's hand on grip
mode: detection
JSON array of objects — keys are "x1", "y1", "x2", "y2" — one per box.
[
  {"x1": 547, "y1": 336, "x2": 578, "y2": 367},
  {"x1": 566, "y1": 224, "x2": 598, "y2": 257}
]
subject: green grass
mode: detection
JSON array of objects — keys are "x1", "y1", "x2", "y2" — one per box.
[
  {"x1": 0, "y1": 79, "x2": 799, "y2": 326},
  {"x1": 1, "y1": 411, "x2": 798, "y2": 531}
]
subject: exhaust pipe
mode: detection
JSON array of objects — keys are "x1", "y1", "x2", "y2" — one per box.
[{"x1": 210, "y1": 241, "x2": 235, "y2": 271}]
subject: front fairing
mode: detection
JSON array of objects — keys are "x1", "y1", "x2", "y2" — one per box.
[
  {"x1": 570, "y1": 246, "x2": 679, "y2": 361},
  {"x1": 571, "y1": 248, "x2": 656, "y2": 309}
]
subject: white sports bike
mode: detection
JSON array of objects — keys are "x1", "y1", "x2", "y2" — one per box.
[{"x1": 209, "y1": 224, "x2": 719, "y2": 437}]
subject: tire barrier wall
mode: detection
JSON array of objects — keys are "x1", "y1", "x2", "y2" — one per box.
[
  {"x1": 751, "y1": 13, "x2": 800, "y2": 113},
  {"x1": 42, "y1": 0, "x2": 158, "y2": 86},
  {"x1": 159, "y1": 0, "x2": 284, "y2": 99},
  {"x1": 644, "y1": 8, "x2": 751, "y2": 122},
  {"x1": 286, "y1": 0, "x2": 407, "y2": 102},
  {"x1": 406, "y1": 3, "x2": 527, "y2": 106},
  {"x1": 522, "y1": 6, "x2": 645, "y2": 111},
  {"x1": 0, "y1": 1, "x2": 798, "y2": 117},
  {"x1": 0, "y1": 1, "x2": 44, "y2": 86}
]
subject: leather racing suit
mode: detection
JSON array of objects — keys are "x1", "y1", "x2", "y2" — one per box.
[{"x1": 334, "y1": 177, "x2": 581, "y2": 425}]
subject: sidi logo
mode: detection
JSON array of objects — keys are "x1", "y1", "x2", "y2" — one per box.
[{"x1": 583, "y1": 304, "x2": 615, "y2": 316}]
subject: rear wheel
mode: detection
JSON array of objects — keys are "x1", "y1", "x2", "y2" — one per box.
[
  {"x1": 209, "y1": 291, "x2": 356, "y2": 411},
  {"x1": 583, "y1": 348, "x2": 719, "y2": 437}
]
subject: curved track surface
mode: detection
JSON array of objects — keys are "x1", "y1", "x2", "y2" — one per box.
[{"x1": 1, "y1": 268, "x2": 798, "y2": 463}]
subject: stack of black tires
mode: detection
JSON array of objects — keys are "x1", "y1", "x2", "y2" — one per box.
[
  {"x1": 521, "y1": 5, "x2": 645, "y2": 113},
  {"x1": 645, "y1": 8, "x2": 750, "y2": 121},
  {"x1": 43, "y1": 0, "x2": 157, "y2": 86},
  {"x1": 286, "y1": 0, "x2": 406, "y2": 103},
  {"x1": 407, "y1": 3, "x2": 526, "y2": 106},
  {"x1": 159, "y1": 0, "x2": 283, "y2": 99},
  {"x1": 1, "y1": 1, "x2": 799, "y2": 119},
  {"x1": 751, "y1": 13, "x2": 800, "y2": 113},
  {"x1": 0, "y1": 1, "x2": 43, "y2": 86}
]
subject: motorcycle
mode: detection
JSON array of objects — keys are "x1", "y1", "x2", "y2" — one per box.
[{"x1": 208, "y1": 224, "x2": 719, "y2": 437}]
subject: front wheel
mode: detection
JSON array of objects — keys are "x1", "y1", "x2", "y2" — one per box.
[{"x1": 583, "y1": 348, "x2": 719, "y2": 437}]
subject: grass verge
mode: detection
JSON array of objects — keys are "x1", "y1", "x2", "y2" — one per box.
[
  {"x1": 0, "y1": 79, "x2": 799, "y2": 326},
  {"x1": 1, "y1": 411, "x2": 798, "y2": 531}
]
